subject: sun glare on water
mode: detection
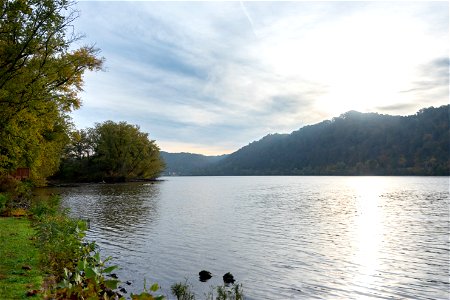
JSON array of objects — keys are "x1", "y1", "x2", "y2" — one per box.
[{"x1": 349, "y1": 178, "x2": 387, "y2": 296}]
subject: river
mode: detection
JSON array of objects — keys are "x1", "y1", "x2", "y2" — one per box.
[{"x1": 48, "y1": 176, "x2": 449, "y2": 299}]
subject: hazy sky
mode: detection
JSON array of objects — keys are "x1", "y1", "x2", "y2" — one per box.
[{"x1": 72, "y1": 1, "x2": 448, "y2": 155}]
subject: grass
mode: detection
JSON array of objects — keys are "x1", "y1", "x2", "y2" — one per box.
[{"x1": 0, "y1": 217, "x2": 43, "y2": 299}]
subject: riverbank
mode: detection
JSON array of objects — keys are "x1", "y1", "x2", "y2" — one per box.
[{"x1": 0, "y1": 217, "x2": 43, "y2": 299}]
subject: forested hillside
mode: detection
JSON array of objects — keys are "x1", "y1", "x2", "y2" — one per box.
[
  {"x1": 165, "y1": 106, "x2": 449, "y2": 176},
  {"x1": 160, "y1": 152, "x2": 226, "y2": 176}
]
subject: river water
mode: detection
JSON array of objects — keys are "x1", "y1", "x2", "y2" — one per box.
[{"x1": 50, "y1": 176, "x2": 449, "y2": 299}]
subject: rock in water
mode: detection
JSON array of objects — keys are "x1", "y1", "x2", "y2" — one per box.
[
  {"x1": 199, "y1": 270, "x2": 212, "y2": 282},
  {"x1": 223, "y1": 272, "x2": 235, "y2": 284}
]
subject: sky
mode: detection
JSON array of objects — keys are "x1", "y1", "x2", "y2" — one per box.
[{"x1": 71, "y1": 1, "x2": 449, "y2": 155}]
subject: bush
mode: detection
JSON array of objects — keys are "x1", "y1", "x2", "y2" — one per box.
[
  {"x1": 30, "y1": 194, "x2": 61, "y2": 218},
  {"x1": 0, "y1": 193, "x2": 7, "y2": 214},
  {"x1": 55, "y1": 251, "x2": 122, "y2": 299},
  {"x1": 33, "y1": 213, "x2": 90, "y2": 280},
  {"x1": 0, "y1": 177, "x2": 33, "y2": 214}
]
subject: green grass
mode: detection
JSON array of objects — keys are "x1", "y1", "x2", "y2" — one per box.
[{"x1": 0, "y1": 217, "x2": 43, "y2": 299}]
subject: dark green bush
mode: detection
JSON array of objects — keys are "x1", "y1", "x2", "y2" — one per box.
[{"x1": 0, "y1": 193, "x2": 7, "y2": 213}]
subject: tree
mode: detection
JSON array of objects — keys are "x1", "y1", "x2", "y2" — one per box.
[
  {"x1": 0, "y1": 0, "x2": 103, "y2": 184},
  {"x1": 57, "y1": 121, "x2": 165, "y2": 182},
  {"x1": 93, "y1": 121, "x2": 165, "y2": 181}
]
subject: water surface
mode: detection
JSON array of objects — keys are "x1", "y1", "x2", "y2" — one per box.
[{"x1": 49, "y1": 176, "x2": 449, "y2": 299}]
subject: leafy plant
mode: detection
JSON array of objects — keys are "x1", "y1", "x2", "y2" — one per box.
[
  {"x1": 33, "y1": 213, "x2": 89, "y2": 280},
  {"x1": 30, "y1": 194, "x2": 61, "y2": 217},
  {"x1": 131, "y1": 278, "x2": 165, "y2": 300},
  {"x1": 55, "y1": 251, "x2": 123, "y2": 299}
]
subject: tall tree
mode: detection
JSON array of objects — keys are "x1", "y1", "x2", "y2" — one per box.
[
  {"x1": 0, "y1": 0, "x2": 103, "y2": 184},
  {"x1": 93, "y1": 121, "x2": 165, "y2": 181}
]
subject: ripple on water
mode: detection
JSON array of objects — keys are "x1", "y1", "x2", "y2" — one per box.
[{"x1": 51, "y1": 177, "x2": 450, "y2": 300}]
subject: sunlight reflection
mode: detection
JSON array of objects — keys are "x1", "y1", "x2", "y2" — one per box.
[{"x1": 349, "y1": 178, "x2": 386, "y2": 297}]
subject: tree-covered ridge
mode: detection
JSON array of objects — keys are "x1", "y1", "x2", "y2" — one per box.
[
  {"x1": 166, "y1": 105, "x2": 449, "y2": 176},
  {"x1": 160, "y1": 152, "x2": 226, "y2": 176}
]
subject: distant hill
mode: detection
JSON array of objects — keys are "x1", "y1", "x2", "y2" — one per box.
[
  {"x1": 160, "y1": 152, "x2": 227, "y2": 176},
  {"x1": 162, "y1": 105, "x2": 449, "y2": 176}
]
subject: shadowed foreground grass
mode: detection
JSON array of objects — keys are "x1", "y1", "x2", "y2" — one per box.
[{"x1": 0, "y1": 217, "x2": 43, "y2": 299}]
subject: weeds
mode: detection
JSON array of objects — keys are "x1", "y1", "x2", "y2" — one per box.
[
  {"x1": 171, "y1": 281, "x2": 244, "y2": 300},
  {"x1": 171, "y1": 280, "x2": 195, "y2": 300},
  {"x1": 215, "y1": 284, "x2": 244, "y2": 300}
]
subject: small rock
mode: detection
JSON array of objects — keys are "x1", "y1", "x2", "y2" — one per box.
[
  {"x1": 126, "y1": 280, "x2": 132, "y2": 285},
  {"x1": 223, "y1": 272, "x2": 235, "y2": 284},
  {"x1": 119, "y1": 287, "x2": 127, "y2": 293},
  {"x1": 199, "y1": 270, "x2": 212, "y2": 282}
]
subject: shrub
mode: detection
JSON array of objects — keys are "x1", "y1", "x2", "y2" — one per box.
[
  {"x1": 30, "y1": 194, "x2": 61, "y2": 218},
  {"x1": 55, "y1": 252, "x2": 123, "y2": 299},
  {"x1": 33, "y1": 213, "x2": 89, "y2": 280},
  {"x1": 0, "y1": 193, "x2": 7, "y2": 214}
]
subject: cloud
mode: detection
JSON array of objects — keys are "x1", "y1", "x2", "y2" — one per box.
[
  {"x1": 398, "y1": 57, "x2": 449, "y2": 110},
  {"x1": 72, "y1": 1, "x2": 449, "y2": 155},
  {"x1": 375, "y1": 103, "x2": 420, "y2": 113}
]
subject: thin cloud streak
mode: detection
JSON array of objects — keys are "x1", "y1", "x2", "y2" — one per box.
[
  {"x1": 239, "y1": 1, "x2": 258, "y2": 38},
  {"x1": 73, "y1": 2, "x2": 449, "y2": 155}
]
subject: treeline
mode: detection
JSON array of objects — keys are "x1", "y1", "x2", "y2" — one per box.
[
  {"x1": 0, "y1": 0, "x2": 164, "y2": 187},
  {"x1": 54, "y1": 121, "x2": 165, "y2": 182},
  {"x1": 165, "y1": 105, "x2": 449, "y2": 176},
  {"x1": 160, "y1": 152, "x2": 225, "y2": 176}
]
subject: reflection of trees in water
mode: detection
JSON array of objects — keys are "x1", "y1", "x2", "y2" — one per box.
[
  {"x1": 92, "y1": 182, "x2": 161, "y2": 234},
  {"x1": 45, "y1": 182, "x2": 162, "y2": 236}
]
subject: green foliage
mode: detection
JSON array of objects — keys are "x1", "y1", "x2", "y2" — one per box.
[
  {"x1": 161, "y1": 152, "x2": 226, "y2": 176},
  {"x1": 0, "y1": 0, "x2": 103, "y2": 184},
  {"x1": 29, "y1": 194, "x2": 61, "y2": 218},
  {"x1": 32, "y1": 212, "x2": 90, "y2": 280},
  {"x1": 29, "y1": 193, "x2": 166, "y2": 299},
  {"x1": 171, "y1": 280, "x2": 195, "y2": 300},
  {"x1": 0, "y1": 193, "x2": 7, "y2": 213},
  {"x1": 0, "y1": 178, "x2": 34, "y2": 215},
  {"x1": 57, "y1": 120, "x2": 165, "y2": 182},
  {"x1": 214, "y1": 284, "x2": 244, "y2": 300},
  {"x1": 131, "y1": 279, "x2": 165, "y2": 300},
  {"x1": 94, "y1": 121, "x2": 164, "y2": 180},
  {"x1": 170, "y1": 280, "x2": 244, "y2": 300},
  {"x1": 55, "y1": 251, "x2": 124, "y2": 299}
]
